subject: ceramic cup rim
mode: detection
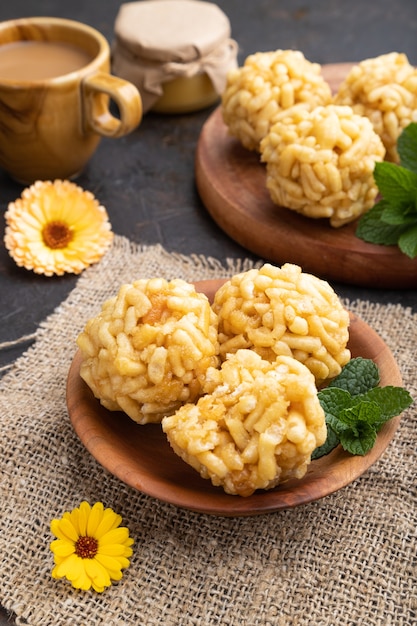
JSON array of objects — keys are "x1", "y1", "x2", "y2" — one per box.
[{"x1": 0, "y1": 16, "x2": 109, "y2": 85}]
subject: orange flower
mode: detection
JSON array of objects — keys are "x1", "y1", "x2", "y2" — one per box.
[{"x1": 4, "y1": 179, "x2": 113, "y2": 276}]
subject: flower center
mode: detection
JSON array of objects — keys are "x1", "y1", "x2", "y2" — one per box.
[
  {"x1": 75, "y1": 536, "x2": 99, "y2": 559},
  {"x1": 42, "y1": 220, "x2": 73, "y2": 249}
]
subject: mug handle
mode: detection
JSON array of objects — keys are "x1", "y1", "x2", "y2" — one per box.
[{"x1": 82, "y1": 72, "x2": 142, "y2": 137}]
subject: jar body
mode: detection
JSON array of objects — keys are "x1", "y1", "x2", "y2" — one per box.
[
  {"x1": 112, "y1": 0, "x2": 238, "y2": 114},
  {"x1": 151, "y1": 73, "x2": 219, "y2": 114}
]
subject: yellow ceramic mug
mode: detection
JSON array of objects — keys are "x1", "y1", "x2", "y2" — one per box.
[{"x1": 0, "y1": 17, "x2": 143, "y2": 184}]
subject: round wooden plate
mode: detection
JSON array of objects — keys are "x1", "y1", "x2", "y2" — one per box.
[
  {"x1": 66, "y1": 279, "x2": 404, "y2": 516},
  {"x1": 194, "y1": 63, "x2": 417, "y2": 289}
]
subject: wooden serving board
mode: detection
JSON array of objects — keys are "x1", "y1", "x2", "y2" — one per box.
[{"x1": 195, "y1": 63, "x2": 417, "y2": 289}]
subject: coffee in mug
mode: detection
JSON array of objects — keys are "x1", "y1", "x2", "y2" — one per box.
[
  {"x1": 0, "y1": 17, "x2": 143, "y2": 183},
  {"x1": 0, "y1": 40, "x2": 92, "y2": 80}
]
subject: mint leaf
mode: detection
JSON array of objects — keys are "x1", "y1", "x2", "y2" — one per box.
[
  {"x1": 356, "y1": 122, "x2": 417, "y2": 257},
  {"x1": 355, "y1": 386, "x2": 413, "y2": 428},
  {"x1": 338, "y1": 421, "x2": 377, "y2": 456},
  {"x1": 373, "y1": 160, "x2": 417, "y2": 205},
  {"x1": 339, "y1": 429, "x2": 376, "y2": 456},
  {"x1": 311, "y1": 426, "x2": 339, "y2": 460},
  {"x1": 356, "y1": 201, "x2": 408, "y2": 246},
  {"x1": 336, "y1": 402, "x2": 380, "y2": 455},
  {"x1": 338, "y1": 400, "x2": 382, "y2": 428},
  {"x1": 327, "y1": 357, "x2": 379, "y2": 396},
  {"x1": 313, "y1": 358, "x2": 414, "y2": 460},
  {"x1": 398, "y1": 122, "x2": 417, "y2": 173},
  {"x1": 382, "y1": 201, "x2": 417, "y2": 225},
  {"x1": 318, "y1": 387, "x2": 353, "y2": 417},
  {"x1": 398, "y1": 224, "x2": 417, "y2": 258}
]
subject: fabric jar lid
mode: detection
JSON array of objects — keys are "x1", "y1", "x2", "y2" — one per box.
[
  {"x1": 114, "y1": 0, "x2": 233, "y2": 63},
  {"x1": 112, "y1": 0, "x2": 238, "y2": 113}
]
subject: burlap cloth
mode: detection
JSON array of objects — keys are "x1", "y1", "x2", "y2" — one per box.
[{"x1": 0, "y1": 237, "x2": 416, "y2": 626}]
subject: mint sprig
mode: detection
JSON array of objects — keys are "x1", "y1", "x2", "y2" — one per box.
[
  {"x1": 356, "y1": 122, "x2": 417, "y2": 258},
  {"x1": 312, "y1": 358, "x2": 413, "y2": 459}
]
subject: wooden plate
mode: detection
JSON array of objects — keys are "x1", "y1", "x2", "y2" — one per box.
[
  {"x1": 66, "y1": 279, "x2": 404, "y2": 516},
  {"x1": 195, "y1": 63, "x2": 417, "y2": 289}
]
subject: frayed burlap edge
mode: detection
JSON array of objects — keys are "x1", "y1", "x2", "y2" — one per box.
[{"x1": 0, "y1": 237, "x2": 416, "y2": 626}]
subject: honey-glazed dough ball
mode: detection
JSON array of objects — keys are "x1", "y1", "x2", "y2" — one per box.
[
  {"x1": 334, "y1": 52, "x2": 417, "y2": 162},
  {"x1": 212, "y1": 263, "x2": 350, "y2": 386},
  {"x1": 77, "y1": 278, "x2": 219, "y2": 424},
  {"x1": 260, "y1": 104, "x2": 386, "y2": 227},
  {"x1": 222, "y1": 49, "x2": 332, "y2": 152},
  {"x1": 162, "y1": 350, "x2": 327, "y2": 496}
]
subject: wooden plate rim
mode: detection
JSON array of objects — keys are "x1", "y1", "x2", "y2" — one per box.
[{"x1": 66, "y1": 279, "x2": 403, "y2": 516}]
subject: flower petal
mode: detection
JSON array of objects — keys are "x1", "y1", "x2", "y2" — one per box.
[
  {"x1": 50, "y1": 539, "x2": 75, "y2": 558},
  {"x1": 51, "y1": 517, "x2": 79, "y2": 543},
  {"x1": 95, "y1": 507, "x2": 122, "y2": 538},
  {"x1": 77, "y1": 501, "x2": 92, "y2": 536},
  {"x1": 86, "y1": 502, "x2": 105, "y2": 537},
  {"x1": 72, "y1": 569, "x2": 94, "y2": 591},
  {"x1": 53, "y1": 553, "x2": 82, "y2": 581},
  {"x1": 50, "y1": 519, "x2": 69, "y2": 541},
  {"x1": 106, "y1": 569, "x2": 123, "y2": 582},
  {"x1": 95, "y1": 552, "x2": 129, "y2": 573},
  {"x1": 84, "y1": 558, "x2": 111, "y2": 590},
  {"x1": 99, "y1": 527, "x2": 131, "y2": 546},
  {"x1": 98, "y1": 542, "x2": 132, "y2": 557}
]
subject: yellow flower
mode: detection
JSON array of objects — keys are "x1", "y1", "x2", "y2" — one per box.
[
  {"x1": 50, "y1": 501, "x2": 134, "y2": 592},
  {"x1": 4, "y1": 179, "x2": 113, "y2": 276}
]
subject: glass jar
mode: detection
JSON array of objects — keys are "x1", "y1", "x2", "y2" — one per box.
[{"x1": 112, "y1": 0, "x2": 238, "y2": 114}]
